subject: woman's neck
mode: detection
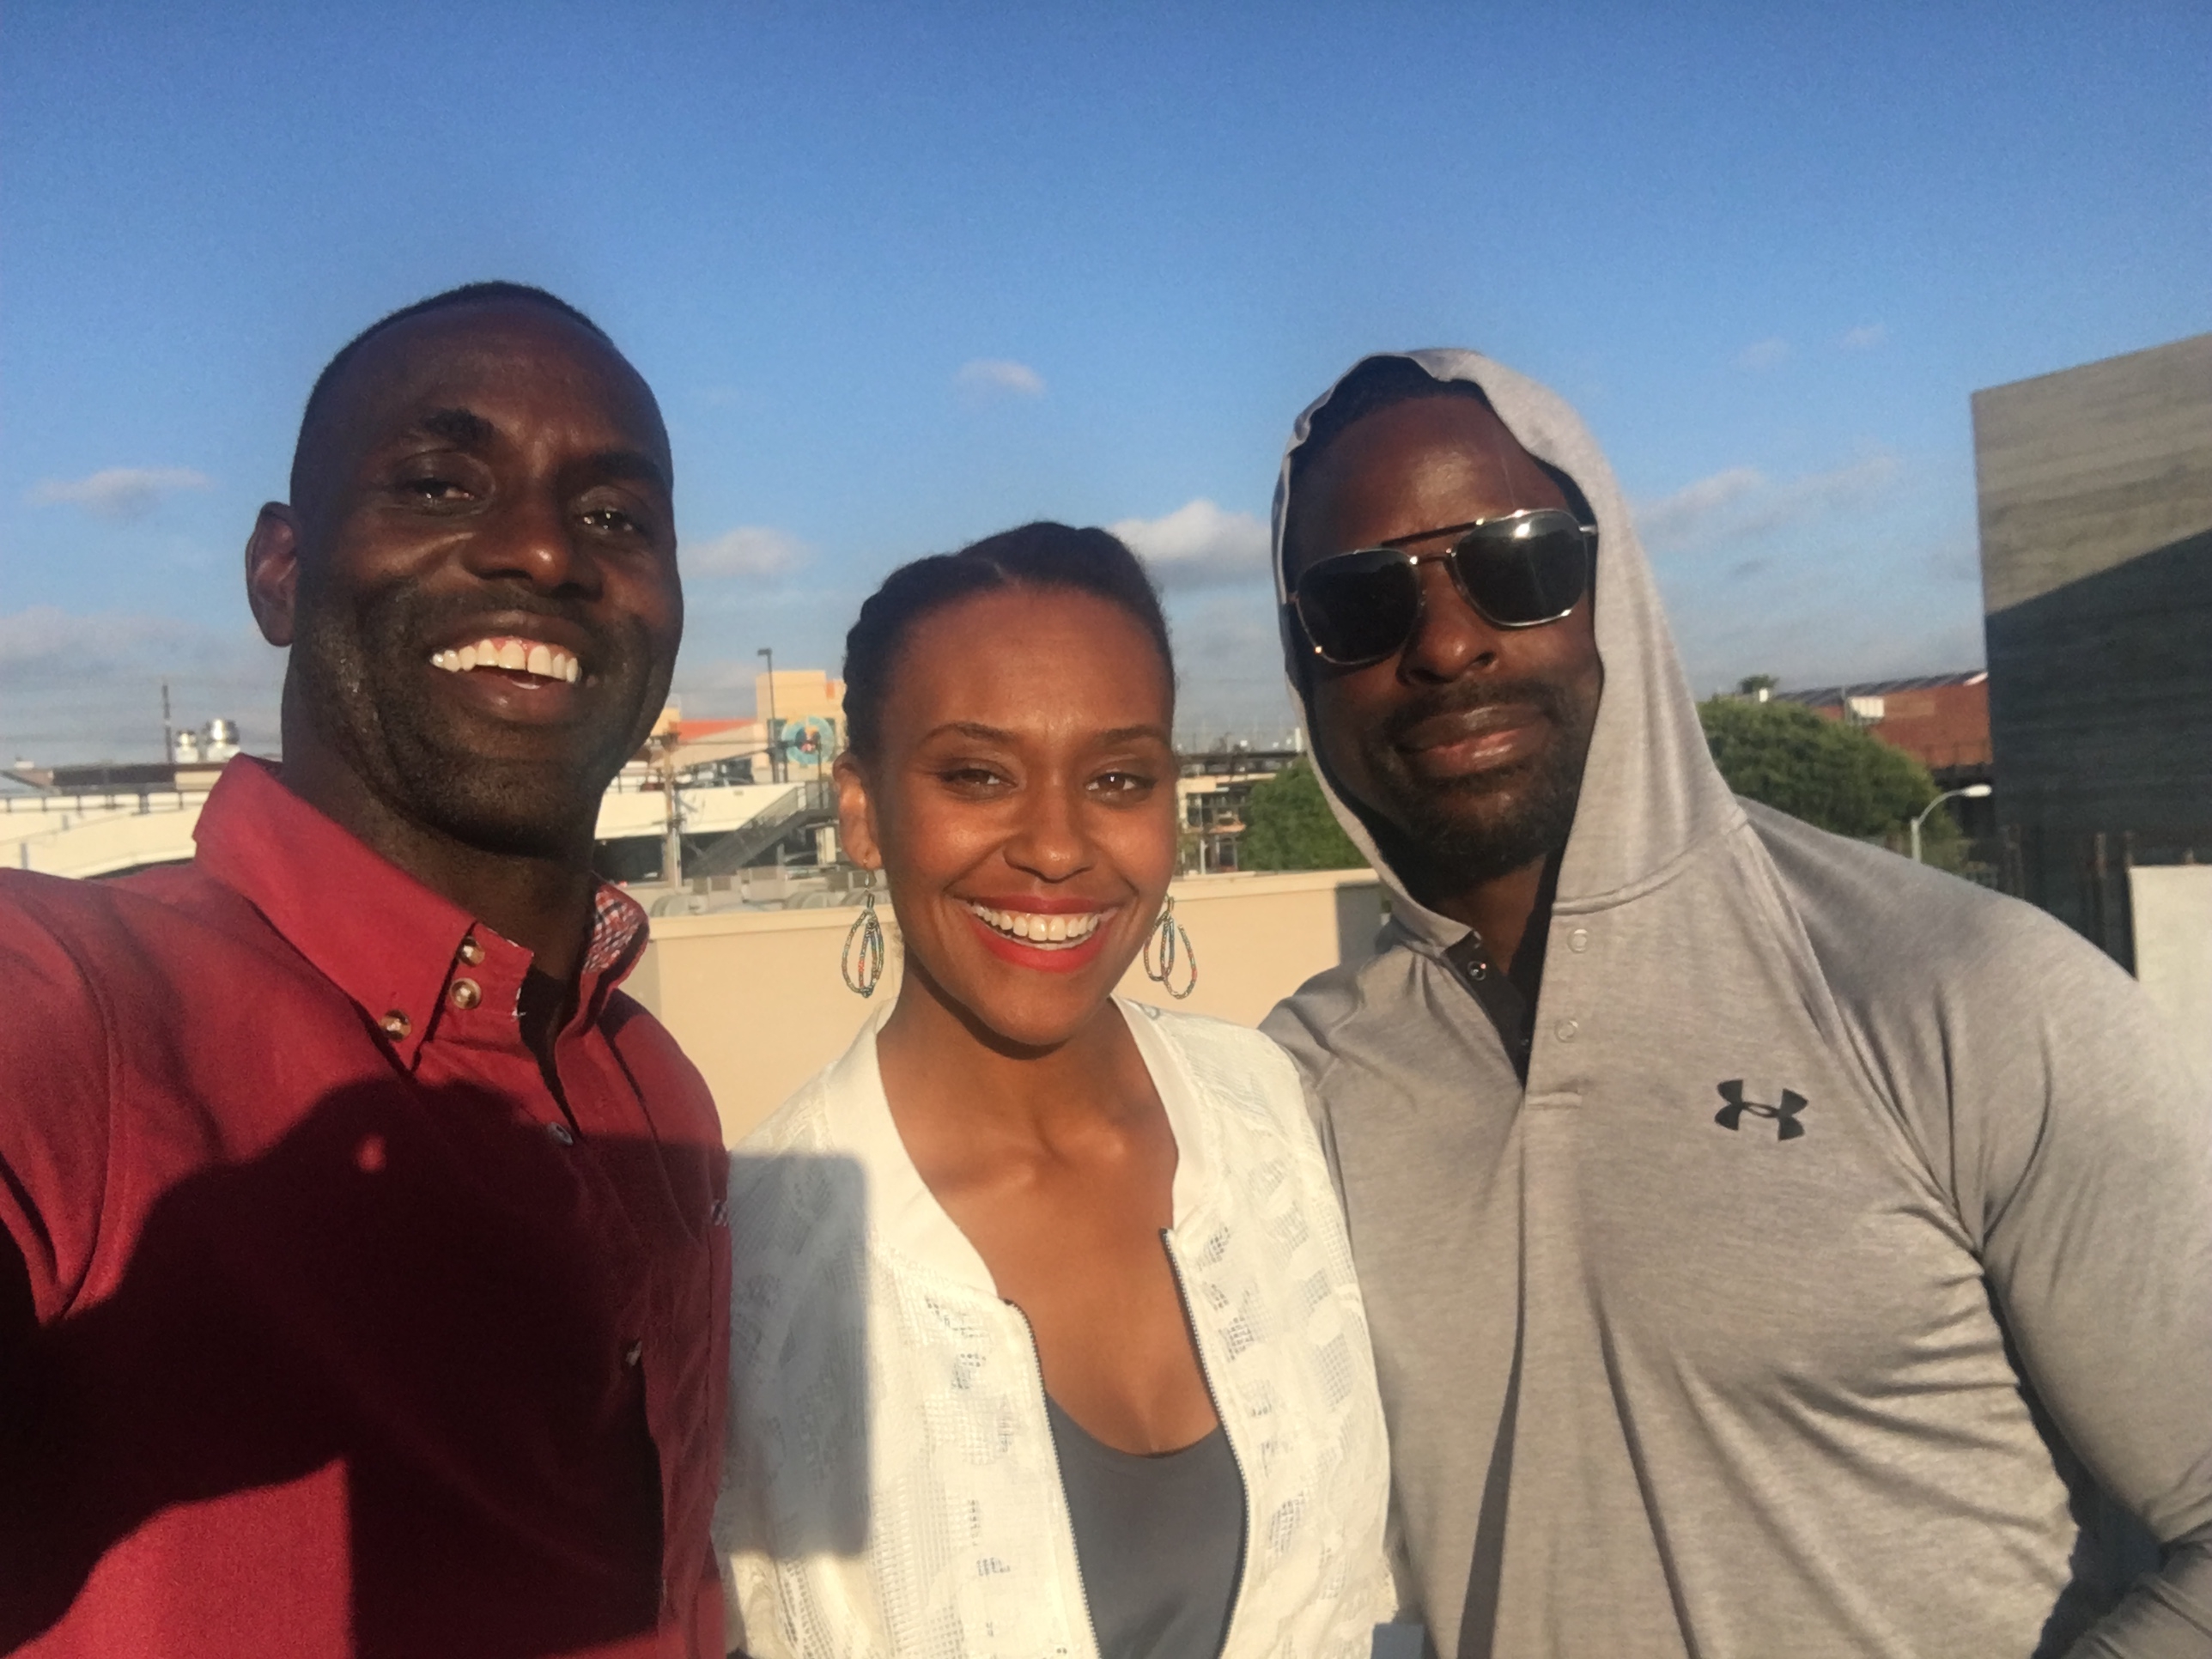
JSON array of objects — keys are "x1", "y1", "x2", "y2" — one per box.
[{"x1": 874, "y1": 971, "x2": 1157, "y2": 1158}]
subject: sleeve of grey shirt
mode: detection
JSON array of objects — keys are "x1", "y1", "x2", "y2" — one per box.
[{"x1": 1870, "y1": 896, "x2": 2212, "y2": 1656}]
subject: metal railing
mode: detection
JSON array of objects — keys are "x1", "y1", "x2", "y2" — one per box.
[
  {"x1": 686, "y1": 780, "x2": 838, "y2": 878},
  {"x1": 2, "y1": 788, "x2": 210, "y2": 817}
]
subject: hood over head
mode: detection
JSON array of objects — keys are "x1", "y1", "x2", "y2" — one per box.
[{"x1": 1271, "y1": 349, "x2": 1741, "y2": 942}]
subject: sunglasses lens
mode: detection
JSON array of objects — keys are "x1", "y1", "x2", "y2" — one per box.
[
  {"x1": 1295, "y1": 551, "x2": 1421, "y2": 665},
  {"x1": 1452, "y1": 515, "x2": 1589, "y2": 625}
]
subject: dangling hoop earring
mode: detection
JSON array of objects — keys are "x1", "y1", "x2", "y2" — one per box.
[
  {"x1": 1142, "y1": 895, "x2": 1198, "y2": 1000},
  {"x1": 842, "y1": 889, "x2": 886, "y2": 998}
]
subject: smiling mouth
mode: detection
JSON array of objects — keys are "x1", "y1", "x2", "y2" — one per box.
[
  {"x1": 963, "y1": 902, "x2": 1107, "y2": 948},
  {"x1": 429, "y1": 635, "x2": 581, "y2": 684}
]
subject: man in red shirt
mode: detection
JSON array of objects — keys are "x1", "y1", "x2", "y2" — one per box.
[{"x1": 0, "y1": 283, "x2": 730, "y2": 1657}]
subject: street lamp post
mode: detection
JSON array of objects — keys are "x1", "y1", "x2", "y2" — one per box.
[
  {"x1": 757, "y1": 647, "x2": 781, "y2": 785},
  {"x1": 1911, "y1": 782, "x2": 1993, "y2": 864}
]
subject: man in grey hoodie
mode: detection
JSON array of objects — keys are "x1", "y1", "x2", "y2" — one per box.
[{"x1": 1261, "y1": 350, "x2": 2212, "y2": 1658}]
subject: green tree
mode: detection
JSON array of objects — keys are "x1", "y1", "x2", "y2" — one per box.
[
  {"x1": 1697, "y1": 696, "x2": 1956, "y2": 858},
  {"x1": 1238, "y1": 759, "x2": 1367, "y2": 871}
]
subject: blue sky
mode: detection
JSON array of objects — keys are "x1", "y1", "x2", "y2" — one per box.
[{"x1": 3, "y1": 2, "x2": 2206, "y2": 762}]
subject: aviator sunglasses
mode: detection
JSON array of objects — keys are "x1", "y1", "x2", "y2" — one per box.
[{"x1": 1285, "y1": 507, "x2": 1597, "y2": 668}]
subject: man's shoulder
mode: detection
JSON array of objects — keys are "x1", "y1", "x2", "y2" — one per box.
[
  {"x1": 0, "y1": 863, "x2": 305, "y2": 1012},
  {"x1": 2, "y1": 860, "x2": 269, "y2": 951},
  {"x1": 1738, "y1": 808, "x2": 2179, "y2": 1151},
  {"x1": 0, "y1": 868, "x2": 165, "y2": 1000},
  {"x1": 1740, "y1": 801, "x2": 2130, "y2": 1013},
  {"x1": 1261, "y1": 931, "x2": 1446, "y2": 1082},
  {"x1": 1, "y1": 865, "x2": 156, "y2": 933}
]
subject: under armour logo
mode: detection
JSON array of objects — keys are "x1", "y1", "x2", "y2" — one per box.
[{"x1": 1715, "y1": 1079, "x2": 1808, "y2": 1140}]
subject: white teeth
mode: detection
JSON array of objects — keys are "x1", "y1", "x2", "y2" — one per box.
[
  {"x1": 963, "y1": 902, "x2": 1104, "y2": 948},
  {"x1": 434, "y1": 639, "x2": 580, "y2": 682}
]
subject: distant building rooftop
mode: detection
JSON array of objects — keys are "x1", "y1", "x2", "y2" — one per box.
[
  {"x1": 4, "y1": 759, "x2": 228, "y2": 795},
  {"x1": 1770, "y1": 670, "x2": 1991, "y2": 777},
  {"x1": 1771, "y1": 669, "x2": 1988, "y2": 707}
]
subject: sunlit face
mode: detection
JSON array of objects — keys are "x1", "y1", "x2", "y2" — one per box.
[
  {"x1": 255, "y1": 301, "x2": 681, "y2": 857},
  {"x1": 1285, "y1": 394, "x2": 1601, "y2": 885},
  {"x1": 837, "y1": 586, "x2": 1178, "y2": 1052}
]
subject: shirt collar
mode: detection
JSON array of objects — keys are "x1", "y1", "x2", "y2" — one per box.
[
  {"x1": 1383, "y1": 885, "x2": 1474, "y2": 951},
  {"x1": 192, "y1": 757, "x2": 647, "y2": 1067}
]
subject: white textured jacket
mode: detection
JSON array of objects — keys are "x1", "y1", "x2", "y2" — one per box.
[{"x1": 714, "y1": 998, "x2": 1396, "y2": 1659}]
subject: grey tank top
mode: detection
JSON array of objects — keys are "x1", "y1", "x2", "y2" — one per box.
[{"x1": 1045, "y1": 1395, "x2": 1245, "y2": 1659}]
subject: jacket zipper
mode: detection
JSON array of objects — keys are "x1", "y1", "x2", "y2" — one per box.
[
  {"x1": 1007, "y1": 1300, "x2": 1103, "y2": 1659},
  {"x1": 1163, "y1": 1228, "x2": 1251, "y2": 1657}
]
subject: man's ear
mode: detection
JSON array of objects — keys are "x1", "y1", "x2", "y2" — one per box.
[
  {"x1": 832, "y1": 751, "x2": 883, "y2": 872},
  {"x1": 245, "y1": 504, "x2": 303, "y2": 647}
]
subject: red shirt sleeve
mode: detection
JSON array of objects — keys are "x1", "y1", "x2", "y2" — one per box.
[{"x1": 0, "y1": 880, "x2": 118, "y2": 1338}]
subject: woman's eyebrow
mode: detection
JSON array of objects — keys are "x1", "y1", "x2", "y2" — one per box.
[
  {"x1": 917, "y1": 720, "x2": 1019, "y2": 745},
  {"x1": 915, "y1": 721, "x2": 1171, "y2": 748}
]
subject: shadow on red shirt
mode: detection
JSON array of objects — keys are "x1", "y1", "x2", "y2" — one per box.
[{"x1": 0, "y1": 1077, "x2": 735, "y2": 1657}]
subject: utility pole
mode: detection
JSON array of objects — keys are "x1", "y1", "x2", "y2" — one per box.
[
  {"x1": 653, "y1": 727, "x2": 684, "y2": 887},
  {"x1": 161, "y1": 682, "x2": 173, "y2": 765},
  {"x1": 757, "y1": 646, "x2": 782, "y2": 784}
]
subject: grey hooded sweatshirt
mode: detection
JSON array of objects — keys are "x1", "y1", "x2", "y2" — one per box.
[{"x1": 1260, "y1": 350, "x2": 2212, "y2": 1658}]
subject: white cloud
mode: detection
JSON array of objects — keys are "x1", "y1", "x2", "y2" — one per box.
[
  {"x1": 954, "y1": 358, "x2": 1046, "y2": 399},
  {"x1": 1734, "y1": 337, "x2": 1790, "y2": 372},
  {"x1": 1636, "y1": 453, "x2": 1902, "y2": 553},
  {"x1": 1838, "y1": 323, "x2": 1888, "y2": 351},
  {"x1": 1635, "y1": 466, "x2": 1764, "y2": 546},
  {"x1": 0, "y1": 606, "x2": 281, "y2": 764},
  {"x1": 1110, "y1": 499, "x2": 1270, "y2": 590},
  {"x1": 0, "y1": 606, "x2": 198, "y2": 674},
  {"x1": 1159, "y1": 591, "x2": 1301, "y2": 744},
  {"x1": 29, "y1": 466, "x2": 213, "y2": 521},
  {"x1": 688, "y1": 525, "x2": 806, "y2": 579}
]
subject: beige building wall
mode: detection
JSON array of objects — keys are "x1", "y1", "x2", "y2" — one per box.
[
  {"x1": 2130, "y1": 865, "x2": 2212, "y2": 1084},
  {"x1": 757, "y1": 669, "x2": 847, "y2": 729},
  {"x1": 625, "y1": 868, "x2": 1384, "y2": 1144}
]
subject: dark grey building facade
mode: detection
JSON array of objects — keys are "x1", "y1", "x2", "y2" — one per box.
[{"x1": 1975, "y1": 332, "x2": 2212, "y2": 962}]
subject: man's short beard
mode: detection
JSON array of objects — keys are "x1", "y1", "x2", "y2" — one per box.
[
  {"x1": 288, "y1": 578, "x2": 657, "y2": 862},
  {"x1": 1344, "y1": 676, "x2": 1595, "y2": 889}
]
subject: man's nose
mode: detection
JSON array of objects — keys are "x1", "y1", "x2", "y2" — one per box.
[
  {"x1": 1400, "y1": 557, "x2": 1499, "y2": 681},
  {"x1": 461, "y1": 489, "x2": 602, "y2": 595}
]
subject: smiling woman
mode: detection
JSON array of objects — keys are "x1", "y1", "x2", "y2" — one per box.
[{"x1": 714, "y1": 524, "x2": 1400, "y2": 1659}]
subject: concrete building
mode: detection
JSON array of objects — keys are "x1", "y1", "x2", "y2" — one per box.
[{"x1": 1973, "y1": 332, "x2": 2212, "y2": 961}]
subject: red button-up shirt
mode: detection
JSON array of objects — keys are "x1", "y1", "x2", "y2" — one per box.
[{"x1": 0, "y1": 759, "x2": 728, "y2": 1658}]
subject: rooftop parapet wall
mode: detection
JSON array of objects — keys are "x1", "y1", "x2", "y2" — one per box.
[{"x1": 629, "y1": 868, "x2": 1385, "y2": 1145}]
